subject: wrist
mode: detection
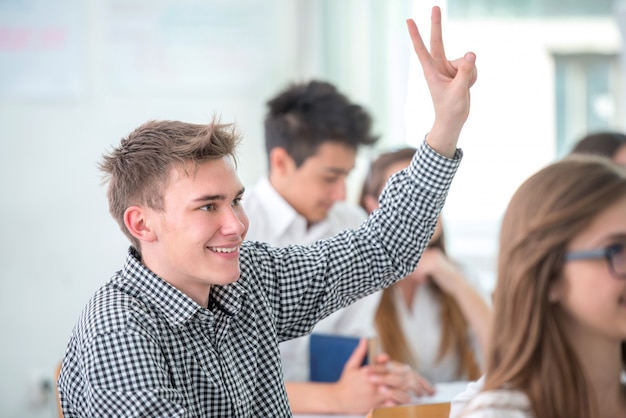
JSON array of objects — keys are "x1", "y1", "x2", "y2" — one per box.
[
  {"x1": 326, "y1": 382, "x2": 345, "y2": 413},
  {"x1": 426, "y1": 122, "x2": 462, "y2": 158}
]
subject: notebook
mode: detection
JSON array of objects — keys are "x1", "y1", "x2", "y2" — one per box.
[{"x1": 309, "y1": 333, "x2": 378, "y2": 382}]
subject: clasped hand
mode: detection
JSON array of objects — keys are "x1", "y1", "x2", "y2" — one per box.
[{"x1": 332, "y1": 339, "x2": 435, "y2": 414}]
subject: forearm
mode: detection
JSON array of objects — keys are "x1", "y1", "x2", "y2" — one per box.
[
  {"x1": 285, "y1": 381, "x2": 341, "y2": 414},
  {"x1": 374, "y1": 141, "x2": 462, "y2": 282}
]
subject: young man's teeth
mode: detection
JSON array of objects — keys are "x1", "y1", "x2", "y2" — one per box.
[{"x1": 211, "y1": 246, "x2": 238, "y2": 253}]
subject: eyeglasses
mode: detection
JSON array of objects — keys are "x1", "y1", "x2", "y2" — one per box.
[{"x1": 564, "y1": 242, "x2": 626, "y2": 279}]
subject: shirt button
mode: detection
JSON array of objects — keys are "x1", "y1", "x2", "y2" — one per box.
[{"x1": 237, "y1": 399, "x2": 243, "y2": 406}]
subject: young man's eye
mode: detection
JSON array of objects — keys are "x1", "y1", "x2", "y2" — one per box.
[
  {"x1": 232, "y1": 197, "x2": 242, "y2": 207},
  {"x1": 200, "y1": 204, "x2": 216, "y2": 212}
]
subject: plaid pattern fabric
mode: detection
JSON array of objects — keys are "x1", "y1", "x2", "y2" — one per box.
[{"x1": 58, "y1": 141, "x2": 461, "y2": 417}]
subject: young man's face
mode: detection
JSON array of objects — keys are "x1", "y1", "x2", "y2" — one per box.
[
  {"x1": 141, "y1": 157, "x2": 248, "y2": 304},
  {"x1": 279, "y1": 141, "x2": 356, "y2": 224}
]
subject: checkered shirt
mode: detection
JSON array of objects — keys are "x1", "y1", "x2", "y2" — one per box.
[{"x1": 58, "y1": 141, "x2": 461, "y2": 417}]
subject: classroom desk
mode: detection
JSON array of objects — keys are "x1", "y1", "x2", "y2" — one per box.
[{"x1": 293, "y1": 381, "x2": 468, "y2": 418}]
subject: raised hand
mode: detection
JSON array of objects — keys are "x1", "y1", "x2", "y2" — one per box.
[{"x1": 406, "y1": 6, "x2": 477, "y2": 157}]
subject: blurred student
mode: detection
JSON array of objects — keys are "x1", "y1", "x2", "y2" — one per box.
[
  {"x1": 452, "y1": 156, "x2": 626, "y2": 417},
  {"x1": 450, "y1": 132, "x2": 626, "y2": 416},
  {"x1": 450, "y1": 131, "x2": 626, "y2": 418},
  {"x1": 360, "y1": 147, "x2": 492, "y2": 392},
  {"x1": 571, "y1": 131, "x2": 626, "y2": 165},
  {"x1": 58, "y1": 6, "x2": 479, "y2": 417},
  {"x1": 242, "y1": 79, "x2": 389, "y2": 414}
]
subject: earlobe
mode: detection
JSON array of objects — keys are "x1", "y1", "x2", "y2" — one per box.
[
  {"x1": 124, "y1": 206, "x2": 157, "y2": 243},
  {"x1": 548, "y1": 282, "x2": 561, "y2": 303}
]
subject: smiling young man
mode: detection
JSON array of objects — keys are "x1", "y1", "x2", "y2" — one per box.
[{"x1": 58, "y1": 7, "x2": 478, "y2": 417}]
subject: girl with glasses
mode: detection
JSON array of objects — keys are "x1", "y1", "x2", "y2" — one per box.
[{"x1": 455, "y1": 154, "x2": 626, "y2": 418}]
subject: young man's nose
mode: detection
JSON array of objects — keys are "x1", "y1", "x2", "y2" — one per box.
[{"x1": 221, "y1": 207, "x2": 246, "y2": 235}]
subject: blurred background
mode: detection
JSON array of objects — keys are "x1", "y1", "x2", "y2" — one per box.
[{"x1": 0, "y1": 0, "x2": 623, "y2": 416}]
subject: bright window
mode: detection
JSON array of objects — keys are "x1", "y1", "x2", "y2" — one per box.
[
  {"x1": 555, "y1": 53, "x2": 621, "y2": 156},
  {"x1": 448, "y1": 0, "x2": 613, "y2": 18}
]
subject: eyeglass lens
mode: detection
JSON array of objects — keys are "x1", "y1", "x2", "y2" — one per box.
[{"x1": 610, "y1": 243, "x2": 626, "y2": 276}]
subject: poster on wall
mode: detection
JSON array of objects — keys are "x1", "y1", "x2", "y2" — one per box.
[
  {"x1": 0, "y1": 0, "x2": 83, "y2": 100},
  {"x1": 108, "y1": 0, "x2": 277, "y2": 96}
]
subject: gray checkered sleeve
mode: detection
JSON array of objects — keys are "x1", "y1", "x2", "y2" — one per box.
[{"x1": 240, "y1": 140, "x2": 462, "y2": 341}]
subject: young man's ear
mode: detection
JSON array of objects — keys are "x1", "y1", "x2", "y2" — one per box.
[
  {"x1": 124, "y1": 206, "x2": 157, "y2": 243},
  {"x1": 269, "y1": 147, "x2": 295, "y2": 177}
]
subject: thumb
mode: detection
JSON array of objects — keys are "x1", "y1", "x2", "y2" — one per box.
[
  {"x1": 455, "y1": 52, "x2": 477, "y2": 88},
  {"x1": 343, "y1": 338, "x2": 369, "y2": 371}
]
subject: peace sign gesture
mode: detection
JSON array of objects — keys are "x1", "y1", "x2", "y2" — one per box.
[{"x1": 407, "y1": 6, "x2": 477, "y2": 158}]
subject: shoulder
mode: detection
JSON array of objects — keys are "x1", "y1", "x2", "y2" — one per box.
[
  {"x1": 240, "y1": 240, "x2": 270, "y2": 268},
  {"x1": 239, "y1": 240, "x2": 289, "y2": 281},
  {"x1": 74, "y1": 276, "x2": 158, "y2": 343},
  {"x1": 450, "y1": 376, "x2": 485, "y2": 417},
  {"x1": 459, "y1": 388, "x2": 533, "y2": 418}
]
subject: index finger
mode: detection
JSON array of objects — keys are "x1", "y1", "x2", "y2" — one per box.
[
  {"x1": 343, "y1": 338, "x2": 369, "y2": 370},
  {"x1": 406, "y1": 18, "x2": 431, "y2": 68}
]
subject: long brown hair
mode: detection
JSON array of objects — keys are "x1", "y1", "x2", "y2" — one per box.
[
  {"x1": 485, "y1": 155, "x2": 626, "y2": 418},
  {"x1": 360, "y1": 147, "x2": 480, "y2": 380}
]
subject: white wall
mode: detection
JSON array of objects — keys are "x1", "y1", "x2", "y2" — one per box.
[{"x1": 0, "y1": 1, "x2": 299, "y2": 416}]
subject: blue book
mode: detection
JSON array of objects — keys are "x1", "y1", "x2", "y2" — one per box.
[{"x1": 309, "y1": 333, "x2": 375, "y2": 382}]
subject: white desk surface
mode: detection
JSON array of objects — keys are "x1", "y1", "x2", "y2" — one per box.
[{"x1": 294, "y1": 381, "x2": 468, "y2": 418}]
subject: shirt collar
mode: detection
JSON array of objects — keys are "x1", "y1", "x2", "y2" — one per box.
[
  {"x1": 120, "y1": 247, "x2": 246, "y2": 327},
  {"x1": 254, "y1": 177, "x2": 306, "y2": 238}
]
